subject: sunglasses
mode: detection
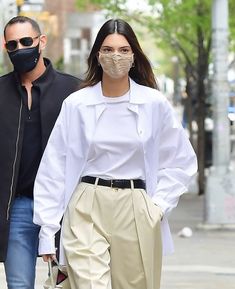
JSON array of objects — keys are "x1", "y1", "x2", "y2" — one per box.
[{"x1": 5, "y1": 35, "x2": 40, "y2": 52}]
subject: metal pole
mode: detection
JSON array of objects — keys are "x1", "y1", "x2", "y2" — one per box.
[
  {"x1": 212, "y1": 0, "x2": 230, "y2": 169},
  {"x1": 205, "y1": 0, "x2": 235, "y2": 225}
]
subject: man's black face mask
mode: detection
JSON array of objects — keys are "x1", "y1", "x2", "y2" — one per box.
[{"x1": 8, "y1": 43, "x2": 40, "y2": 74}]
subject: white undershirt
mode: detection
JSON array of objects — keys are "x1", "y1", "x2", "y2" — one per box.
[{"x1": 82, "y1": 91, "x2": 145, "y2": 180}]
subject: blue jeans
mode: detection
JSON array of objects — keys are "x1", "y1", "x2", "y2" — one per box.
[{"x1": 4, "y1": 196, "x2": 40, "y2": 289}]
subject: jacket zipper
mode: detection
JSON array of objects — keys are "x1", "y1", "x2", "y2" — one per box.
[{"x1": 6, "y1": 100, "x2": 23, "y2": 220}]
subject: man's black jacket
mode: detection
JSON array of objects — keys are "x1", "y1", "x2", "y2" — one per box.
[{"x1": 0, "y1": 58, "x2": 81, "y2": 261}]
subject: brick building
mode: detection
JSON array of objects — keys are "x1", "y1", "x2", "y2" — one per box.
[{"x1": 43, "y1": 0, "x2": 105, "y2": 77}]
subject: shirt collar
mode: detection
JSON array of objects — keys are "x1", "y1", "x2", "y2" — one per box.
[
  {"x1": 32, "y1": 58, "x2": 56, "y2": 91},
  {"x1": 84, "y1": 78, "x2": 149, "y2": 106}
]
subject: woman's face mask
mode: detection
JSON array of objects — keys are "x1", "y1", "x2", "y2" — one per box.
[{"x1": 98, "y1": 52, "x2": 134, "y2": 79}]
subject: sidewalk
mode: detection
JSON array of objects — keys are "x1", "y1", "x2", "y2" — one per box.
[
  {"x1": 161, "y1": 193, "x2": 235, "y2": 289},
  {"x1": 1, "y1": 193, "x2": 235, "y2": 289}
]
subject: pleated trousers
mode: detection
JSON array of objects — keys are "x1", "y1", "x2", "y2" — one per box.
[{"x1": 62, "y1": 180, "x2": 162, "y2": 289}]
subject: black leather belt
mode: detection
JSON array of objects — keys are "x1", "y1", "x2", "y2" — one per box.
[{"x1": 81, "y1": 176, "x2": 146, "y2": 190}]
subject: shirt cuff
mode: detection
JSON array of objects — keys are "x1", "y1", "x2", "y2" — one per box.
[
  {"x1": 152, "y1": 197, "x2": 171, "y2": 216},
  {"x1": 38, "y1": 236, "x2": 56, "y2": 255}
]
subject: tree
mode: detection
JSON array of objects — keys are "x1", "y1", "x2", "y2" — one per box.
[{"x1": 142, "y1": 0, "x2": 211, "y2": 195}]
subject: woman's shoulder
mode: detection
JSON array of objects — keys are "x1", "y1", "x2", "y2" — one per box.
[
  {"x1": 64, "y1": 84, "x2": 99, "y2": 106},
  {"x1": 131, "y1": 80, "x2": 168, "y2": 105}
]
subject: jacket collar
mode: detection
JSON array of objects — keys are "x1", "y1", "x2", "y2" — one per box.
[
  {"x1": 32, "y1": 58, "x2": 56, "y2": 94},
  {"x1": 13, "y1": 58, "x2": 56, "y2": 95},
  {"x1": 84, "y1": 78, "x2": 148, "y2": 106}
]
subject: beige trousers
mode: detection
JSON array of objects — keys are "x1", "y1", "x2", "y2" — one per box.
[{"x1": 62, "y1": 181, "x2": 162, "y2": 289}]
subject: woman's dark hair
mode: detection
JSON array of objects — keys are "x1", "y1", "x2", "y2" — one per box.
[
  {"x1": 4, "y1": 16, "x2": 41, "y2": 39},
  {"x1": 82, "y1": 19, "x2": 159, "y2": 90}
]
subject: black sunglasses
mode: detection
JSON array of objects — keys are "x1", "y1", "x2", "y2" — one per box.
[{"x1": 5, "y1": 35, "x2": 40, "y2": 52}]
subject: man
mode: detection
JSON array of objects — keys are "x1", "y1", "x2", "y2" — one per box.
[{"x1": 0, "y1": 16, "x2": 81, "y2": 289}]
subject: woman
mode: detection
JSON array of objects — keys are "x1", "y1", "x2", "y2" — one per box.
[{"x1": 33, "y1": 19, "x2": 197, "y2": 289}]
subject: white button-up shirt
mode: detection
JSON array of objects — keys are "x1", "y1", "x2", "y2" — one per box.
[{"x1": 33, "y1": 79, "x2": 198, "y2": 263}]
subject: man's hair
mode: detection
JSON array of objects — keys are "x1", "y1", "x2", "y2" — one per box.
[{"x1": 4, "y1": 16, "x2": 41, "y2": 39}]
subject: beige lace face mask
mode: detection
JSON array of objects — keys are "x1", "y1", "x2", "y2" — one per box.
[{"x1": 98, "y1": 52, "x2": 134, "y2": 79}]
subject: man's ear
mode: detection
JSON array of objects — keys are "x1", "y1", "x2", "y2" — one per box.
[
  {"x1": 2, "y1": 37, "x2": 6, "y2": 50},
  {"x1": 39, "y1": 34, "x2": 47, "y2": 51}
]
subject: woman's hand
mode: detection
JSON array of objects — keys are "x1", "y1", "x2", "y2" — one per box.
[{"x1": 42, "y1": 254, "x2": 57, "y2": 262}]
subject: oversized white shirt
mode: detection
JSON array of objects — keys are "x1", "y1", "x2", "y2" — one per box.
[
  {"x1": 82, "y1": 91, "x2": 145, "y2": 179},
  {"x1": 33, "y1": 79, "x2": 198, "y2": 264}
]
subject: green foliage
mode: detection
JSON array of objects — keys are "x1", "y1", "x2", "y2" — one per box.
[
  {"x1": 145, "y1": 0, "x2": 211, "y2": 66},
  {"x1": 229, "y1": 0, "x2": 235, "y2": 51},
  {"x1": 0, "y1": 64, "x2": 3, "y2": 76},
  {"x1": 55, "y1": 57, "x2": 64, "y2": 72},
  {"x1": 76, "y1": 0, "x2": 208, "y2": 66}
]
